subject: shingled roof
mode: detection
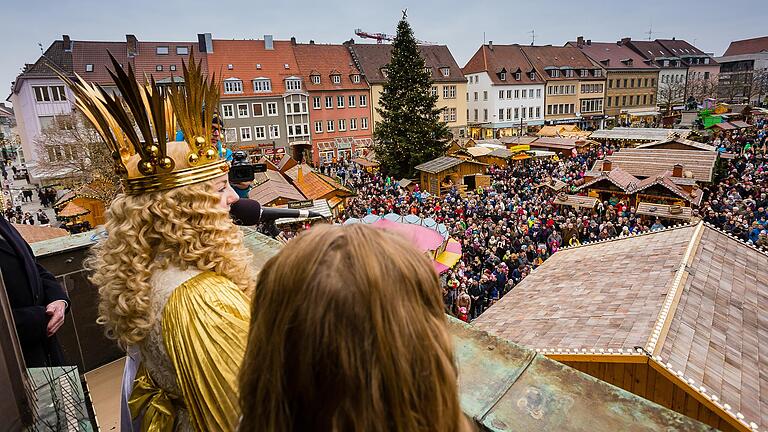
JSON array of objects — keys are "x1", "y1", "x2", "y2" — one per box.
[
  {"x1": 723, "y1": 36, "x2": 768, "y2": 57},
  {"x1": 12, "y1": 39, "x2": 73, "y2": 93},
  {"x1": 520, "y1": 45, "x2": 603, "y2": 81},
  {"x1": 589, "y1": 148, "x2": 718, "y2": 182},
  {"x1": 293, "y1": 43, "x2": 367, "y2": 91},
  {"x1": 474, "y1": 222, "x2": 768, "y2": 431},
  {"x1": 462, "y1": 44, "x2": 543, "y2": 85},
  {"x1": 569, "y1": 41, "x2": 657, "y2": 70},
  {"x1": 349, "y1": 43, "x2": 466, "y2": 84}
]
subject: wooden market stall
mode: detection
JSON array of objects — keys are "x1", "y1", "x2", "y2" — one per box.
[
  {"x1": 552, "y1": 194, "x2": 598, "y2": 209},
  {"x1": 635, "y1": 202, "x2": 694, "y2": 222},
  {"x1": 415, "y1": 157, "x2": 487, "y2": 196},
  {"x1": 476, "y1": 148, "x2": 513, "y2": 167}
]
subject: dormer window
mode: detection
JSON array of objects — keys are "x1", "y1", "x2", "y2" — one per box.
[
  {"x1": 580, "y1": 69, "x2": 588, "y2": 77},
  {"x1": 352, "y1": 74, "x2": 361, "y2": 84},
  {"x1": 663, "y1": 60, "x2": 670, "y2": 67},
  {"x1": 85, "y1": 64, "x2": 94, "y2": 72},
  {"x1": 224, "y1": 78, "x2": 243, "y2": 94},
  {"x1": 440, "y1": 67, "x2": 450, "y2": 77},
  {"x1": 284, "y1": 64, "x2": 290, "y2": 69},
  {"x1": 704, "y1": 58, "x2": 710, "y2": 65},
  {"x1": 311, "y1": 74, "x2": 321, "y2": 84},
  {"x1": 285, "y1": 78, "x2": 302, "y2": 91},
  {"x1": 564, "y1": 69, "x2": 574, "y2": 78},
  {"x1": 176, "y1": 46, "x2": 189, "y2": 55},
  {"x1": 529, "y1": 72, "x2": 535, "y2": 80},
  {"x1": 381, "y1": 68, "x2": 389, "y2": 78},
  {"x1": 499, "y1": 70, "x2": 506, "y2": 81},
  {"x1": 170, "y1": 65, "x2": 177, "y2": 71},
  {"x1": 253, "y1": 78, "x2": 272, "y2": 92},
  {"x1": 156, "y1": 46, "x2": 169, "y2": 55},
  {"x1": 331, "y1": 74, "x2": 341, "y2": 84},
  {"x1": 550, "y1": 69, "x2": 560, "y2": 78},
  {"x1": 593, "y1": 69, "x2": 602, "y2": 77}
]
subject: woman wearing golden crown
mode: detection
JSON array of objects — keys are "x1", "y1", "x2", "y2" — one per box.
[{"x1": 64, "y1": 56, "x2": 255, "y2": 431}]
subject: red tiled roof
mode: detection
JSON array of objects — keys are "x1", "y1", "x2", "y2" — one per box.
[
  {"x1": 293, "y1": 44, "x2": 368, "y2": 91},
  {"x1": 723, "y1": 35, "x2": 768, "y2": 56},
  {"x1": 579, "y1": 166, "x2": 639, "y2": 191},
  {"x1": 133, "y1": 40, "x2": 207, "y2": 84},
  {"x1": 655, "y1": 39, "x2": 717, "y2": 65},
  {"x1": 12, "y1": 40, "x2": 73, "y2": 93},
  {"x1": 626, "y1": 40, "x2": 678, "y2": 60},
  {"x1": 462, "y1": 44, "x2": 543, "y2": 85},
  {"x1": 71, "y1": 41, "x2": 128, "y2": 85},
  {"x1": 520, "y1": 45, "x2": 602, "y2": 81},
  {"x1": 350, "y1": 43, "x2": 466, "y2": 84},
  {"x1": 569, "y1": 41, "x2": 657, "y2": 70},
  {"x1": 11, "y1": 224, "x2": 69, "y2": 244},
  {"x1": 208, "y1": 39, "x2": 300, "y2": 98}
]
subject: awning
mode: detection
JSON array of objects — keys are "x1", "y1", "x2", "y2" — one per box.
[
  {"x1": 552, "y1": 194, "x2": 598, "y2": 209},
  {"x1": 623, "y1": 109, "x2": 661, "y2": 117},
  {"x1": 636, "y1": 202, "x2": 693, "y2": 221}
]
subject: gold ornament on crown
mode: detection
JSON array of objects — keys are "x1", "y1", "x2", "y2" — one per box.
[{"x1": 57, "y1": 53, "x2": 228, "y2": 195}]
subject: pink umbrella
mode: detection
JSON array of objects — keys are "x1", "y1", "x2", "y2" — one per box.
[{"x1": 372, "y1": 219, "x2": 443, "y2": 252}]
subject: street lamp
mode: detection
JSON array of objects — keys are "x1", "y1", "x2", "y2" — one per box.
[{"x1": 519, "y1": 104, "x2": 524, "y2": 136}]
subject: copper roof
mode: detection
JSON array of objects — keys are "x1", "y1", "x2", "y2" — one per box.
[
  {"x1": 462, "y1": 44, "x2": 543, "y2": 85},
  {"x1": 590, "y1": 148, "x2": 717, "y2": 182},
  {"x1": 569, "y1": 41, "x2": 657, "y2": 70},
  {"x1": 723, "y1": 35, "x2": 768, "y2": 56},
  {"x1": 293, "y1": 44, "x2": 367, "y2": 91},
  {"x1": 474, "y1": 222, "x2": 768, "y2": 431},
  {"x1": 349, "y1": 43, "x2": 466, "y2": 84},
  {"x1": 12, "y1": 223, "x2": 68, "y2": 244}
]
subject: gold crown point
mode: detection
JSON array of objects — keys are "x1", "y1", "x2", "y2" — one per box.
[
  {"x1": 158, "y1": 157, "x2": 174, "y2": 170},
  {"x1": 138, "y1": 161, "x2": 155, "y2": 176},
  {"x1": 148, "y1": 145, "x2": 160, "y2": 158},
  {"x1": 195, "y1": 136, "x2": 206, "y2": 146},
  {"x1": 188, "y1": 153, "x2": 200, "y2": 164},
  {"x1": 205, "y1": 148, "x2": 216, "y2": 160}
]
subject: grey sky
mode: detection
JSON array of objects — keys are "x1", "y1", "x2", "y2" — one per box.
[{"x1": 3, "y1": 0, "x2": 767, "y2": 104}]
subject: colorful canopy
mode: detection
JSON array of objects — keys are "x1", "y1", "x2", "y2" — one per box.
[{"x1": 434, "y1": 238, "x2": 462, "y2": 274}]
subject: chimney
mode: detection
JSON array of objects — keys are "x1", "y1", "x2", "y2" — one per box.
[
  {"x1": 309, "y1": 40, "x2": 315, "y2": 45},
  {"x1": 198, "y1": 33, "x2": 213, "y2": 53},
  {"x1": 126, "y1": 34, "x2": 138, "y2": 57},
  {"x1": 619, "y1": 37, "x2": 631, "y2": 46},
  {"x1": 672, "y1": 36, "x2": 676, "y2": 41},
  {"x1": 488, "y1": 40, "x2": 493, "y2": 51},
  {"x1": 576, "y1": 36, "x2": 584, "y2": 47},
  {"x1": 264, "y1": 35, "x2": 274, "y2": 50},
  {"x1": 62, "y1": 35, "x2": 72, "y2": 52},
  {"x1": 672, "y1": 164, "x2": 683, "y2": 178},
  {"x1": 602, "y1": 159, "x2": 613, "y2": 172},
  {"x1": 290, "y1": 36, "x2": 297, "y2": 45},
  {"x1": 586, "y1": 39, "x2": 592, "y2": 46}
]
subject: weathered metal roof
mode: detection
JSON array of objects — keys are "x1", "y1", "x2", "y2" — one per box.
[{"x1": 590, "y1": 127, "x2": 691, "y2": 142}]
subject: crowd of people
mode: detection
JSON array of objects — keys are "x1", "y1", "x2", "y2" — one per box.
[{"x1": 333, "y1": 117, "x2": 767, "y2": 322}]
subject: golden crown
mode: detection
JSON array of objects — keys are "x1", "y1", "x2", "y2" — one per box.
[{"x1": 59, "y1": 53, "x2": 228, "y2": 195}]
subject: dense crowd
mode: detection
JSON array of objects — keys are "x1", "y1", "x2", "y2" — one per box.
[{"x1": 332, "y1": 118, "x2": 767, "y2": 322}]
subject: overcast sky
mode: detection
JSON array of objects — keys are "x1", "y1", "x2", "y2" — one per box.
[{"x1": 3, "y1": 0, "x2": 767, "y2": 104}]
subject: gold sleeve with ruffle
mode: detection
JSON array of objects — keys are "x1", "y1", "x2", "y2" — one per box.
[{"x1": 161, "y1": 271, "x2": 250, "y2": 432}]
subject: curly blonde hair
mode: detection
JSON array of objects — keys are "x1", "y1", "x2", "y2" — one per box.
[{"x1": 86, "y1": 179, "x2": 256, "y2": 347}]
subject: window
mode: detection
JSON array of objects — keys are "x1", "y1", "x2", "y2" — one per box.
[
  {"x1": 156, "y1": 65, "x2": 163, "y2": 72},
  {"x1": 431, "y1": 86, "x2": 438, "y2": 97},
  {"x1": 515, "y1": 72, "x2": 521, "y2": 80},
  {"x1": 529, "y1": 72, "x2": 536, "y2": 80},
  {"x1": 237, "y1": 104, "x2": 249, "y2": 118},
  {"x1": 443, "y1": 85, "x2": 456, "y2": 99},
  {"x1": 594, "y1": 69, "x2": 602, "y2": 77},
  {"x1": 286, "y1": 101, "x2": 307, "y2": 115},
  {"x1": 352, "y1": 74, "x2": 361, "y2": 83},
  {"x1": 536, "y1": 89, "x2": 542, "y2": 98},
  {"x1": 325, "y1": 96, "x2": 333, "y2": 108},
  {"x1": 623, "y1": 79, "x2": 628, "y2": 88},
  {"x1": 338, "y1": 119, "x2": 346, "y2": 131},
  {"x1": 349, "y1": 95, "x2": 356, "y2": 107},
  {"x1": 651, "y1": 78, "x2": 655, "y2": 87},
  {"x1": 240, "y1": 127, "x2": 252, "y2": 141},
  {"x1": 499, "y1": 90, "x2": 504, "y2": 99},
  {"x1": 331, "y1": 74, "x2": 341, "y2": 84},
  {"x1": 170, "y1": 65, "x2": 177, "y2": 72},
  {"x1": 85, "y1": 64, "x2": 94, "y2": 72},
  {"x1": 473, "y1": 109, "x2": 478, "y2": 122},
  {"x1": 580, "y1": 98, "x2": 603, "y2": 113},
  {"x1": 550, "y1": 69, "x2": 560, "y2": 78},
  {"x1": 48, "y1": 86, "x2": 66, "y2": 102},
  {"x1": 614, "y1": 96, "x2": 619, "y2": 106},
  {"x1": 506, "y1": 108, "x2": 512, "y2": 119},
  {"x1": 580, "y1": 69, "x2": 588, "y2": 78},
  {"x1": 483, "y1": 109, "x2": 488, "y2": 121},
  {"x1": 498, "y1": 109, "x2": 504, "y2": 121},
  {"x1": 267, "y1": 102, "x2": 278, "y2": 116},
  {"x1": 704, "y1": 71, "x2": 710, "y2": 80},
  {"x1": 327, "y1": 120, "x2": 335, "y2": 132},
  {"x1": 285, "y1": 79, "x2": 302, "y2": 91},
  {"x1": 483, "y1": 91, "x2": 488, "y2": 101},
  {"x1": 500, "y1": 72, "x2": 506, "y2": 81},
  {"x1": 536, "y1": 107, "x2": 540, "y2": 118},
  {"x1": 176, "y1": 46, "x2": 189, "y2": 55},
  {"x1": 515, "y1": 107, "x2": 520, "y2": 119},
  {"x1": 360, "y1": 95, "x2": 367, "y2": 106},
  {"x1": 288, "y1": 123, "x2": 309, "y2": 137},
  {"x1": 529, "y1": 107, "x2": 533, "y2": 118},
  {"x1": 337, "y1": 96, "x2": 344, "y2": 108},
  {"x1": 642, "y1": 94, "x2": 647, "y2": 105},
  {"x1": 350, "y1": 118, "x2": 357, "y2": 130},
  {"x1": 156, "y1": 46, "x2": 169, "y2": 55},
  {"x1": 440, "y1": 67, "x2": 450, "y2": 77},
  {"x1": 311, "y1": 75, "x2": 321, "y2": 84},
  {"x1": 473, "y1": 92, "x2": 478, "y2": 101},
  {"x1": 607, "y1": 97, "x2": 612, "y2": 107},
  {"x1": 225, "y1": 128, "x2": 237, "y2": 141},
  {"x1": 221, "y1": 104, "x2": 234, "y2": 119},
  {"x1": 269, "y1": 125, "x2": 280, "y2": 139},
  {"x1": 361, "y1": 117, "x2": 368, "y2": 129},
  {"x1": 663, "y1": 60, "x2": 670, "y2": 67},
  {"x1": 514, "y1": 89, "x2": 520, "y2": 98},
  {"x1": 622, "y1": 95, "x2": 627, "y2": 106},
  {"x1": 521, "y1": 107, "x2": 526, "y2": 119},
  {"x1": 608, "y1": 79, "x2": 613, "y2": 88},
  {"x1": 522, "y1": 89, "x2": 527, "y2": 98},
  {"x1": 254, "y1": 126, "x2": 266, "y2": 139},
  {"x1": 565, "y1": 69, "x2": 574, "y2": 78},
  {"x1": 443, "y1": 107, "x2": 456, "y2": 123},
  {"x1": 315, "y1": 121, "x2": 323, "y2": 133},
  {"x1": 546, "y1": 105, "x2": 551, "y2": 115},
  {"x1": 253, "y1": 79, "x2": 272, "y2": 92},
  {"x1": 224, "y1": 79, "x2": 243, "y2": 94},
  {"x1": 313, "y1": 97, "x2": 321, "y2": 109},
  {"x1": 630, "y1": 78, "x2": 635, "y2": 88},
  {"x1": 507, "y1": 90, "x2": 512, "y2": 98}
]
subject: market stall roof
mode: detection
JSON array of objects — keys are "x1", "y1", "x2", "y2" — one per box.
[
  {"x1": 465, "y1": 146, "x2": 492, "y2": 157},
  {"x1": 635, "y1": 202, "x2": 693, "y2": 221},
  {"x1": 487, "y1": 148, "x2": 514, "y2": 158},
  {"x1": 589, "y1": 149, "x2": 717, "y2": 182},
  {"x1": 249, "y1": 170, "x2": 305, "y2": 205},
  {"x1": 578, "y1": 167, "x2": 639, "y2": 192},
  {"x1": 499, "y1": 136, "x2": 538, "y2": 145},
  {"x1": 58, "y1": 202, "x2": 90, "y2": 218},
  {"x1": 552, "y1": 194, "x2": 598, "y2": 208},
  {"x1": 633, "y1": 173, "x2": 704, "y2": 206},
  {"x1": 11, "y1": 223, "x2": 68, "y2": 244},
  {"x1": 530, "y1": 136, "x2": 594, "y2": 151},
  {"x1": 535, "y1": 178, "x2": 568, "y2": 192},
  {"x1": 729, "y1": 120, "x2": 753, "y2": 128},
  {"x1": 351, "y1": 157, "x2": 379, "y2": 168},
  {"x1": 274, "y1": 199, "x2": 332, "y2": 225},
  {"x1": 636, "y1": 136, "x2": 716, "y2": 152},
  {"x1": 414, "y1": 156, "x2": 486, "y2": 174},
  {"x1": 708, "y1": 122, "x2": 736, "y2": 131},
  {"x1": 473, "y1": 222, "x2": 768, "y2": 431},
  {"x1": 589, "y1": 127, "x2": 690, "y2": 142}
]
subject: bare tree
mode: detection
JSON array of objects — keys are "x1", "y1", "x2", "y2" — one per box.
[
  {"x1": 34, "y1": 112, "x2": 120, "y2": 201},
  {"x1": 685, "y1": 74, "x2": 719, "y2": 104},
  {"x1": 657, "y1": 78, "x2": 687, "y2": 114},
  {"x1": 748, "y1": 69, "x2": 768, "y2": 105}
]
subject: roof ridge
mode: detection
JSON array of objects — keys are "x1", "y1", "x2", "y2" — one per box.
[{"x1": 557, "y1": 221, "x2": 698, "y2": 252}]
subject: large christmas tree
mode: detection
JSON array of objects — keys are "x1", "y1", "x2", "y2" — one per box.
[{"x1": 373, "y1": 13, "x2": 450, "y2": 178}]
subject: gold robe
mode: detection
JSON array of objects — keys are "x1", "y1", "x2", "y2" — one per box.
[{"x1": 128, "y1": 269, "x2": 250, "y2": 432}]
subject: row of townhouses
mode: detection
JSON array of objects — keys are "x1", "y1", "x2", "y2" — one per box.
[{"x1": 8, "y1": 33, "x2": 724, "y2": 181}]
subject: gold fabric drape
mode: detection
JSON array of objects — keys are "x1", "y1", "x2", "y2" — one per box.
[{"x1": 130, "y1": 271, "x2": 250, "y2": 432}]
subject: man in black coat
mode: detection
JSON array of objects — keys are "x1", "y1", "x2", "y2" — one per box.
[{"x1": 0, "y1": 214, "x2": 69, "y2": 367}]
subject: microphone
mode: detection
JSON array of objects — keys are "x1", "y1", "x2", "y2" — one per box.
[{"x1": 230, "y1": 198, "x2": 323, "y2": 225}]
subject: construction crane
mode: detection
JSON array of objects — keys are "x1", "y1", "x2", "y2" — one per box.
[{"x1": 354, "y1": 28, "x2": 437, "y2": 45}]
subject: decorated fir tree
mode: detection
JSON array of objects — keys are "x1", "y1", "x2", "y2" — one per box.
[{"x1": 373, "y1": 13, "x2": 450, "y2": 178}]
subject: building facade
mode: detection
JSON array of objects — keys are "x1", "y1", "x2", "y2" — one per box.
[
  {"x1": 520, "y1": 45, "x2": 607, "y2": 128},
  {"x1": 570, "y1": 38, "x2": 659, "y2": 125},
  {"x1": 716, "y1": 36, "x2": 768, "y2": 104},
  {"x1": 655, "y1": 39, "x2": 719, "y2": 103},
  {"x1": 624, "y1": 39, "x2": 688, "y2": 110},
  {"x1": 462, "y1": 43, "x2": 545, "y2": 138},
  {"x1": 293, "y1": 43, "x2": 372, "y2": 165},
  {"x1": 348, "y1": 43, "x2": 468, "y2": 138}
]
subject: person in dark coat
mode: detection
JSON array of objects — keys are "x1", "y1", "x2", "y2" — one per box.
[{"x1": 0, "y1": 214, "x2": 69, "y2": 367}]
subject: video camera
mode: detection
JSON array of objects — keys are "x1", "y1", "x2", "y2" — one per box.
[{"x1": 228, "y1": 151, "x2": 267, "y2": 183}]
